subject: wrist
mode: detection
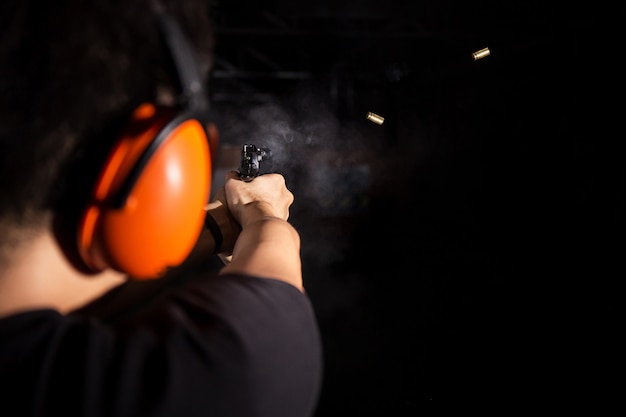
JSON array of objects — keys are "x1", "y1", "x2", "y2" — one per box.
[
  {"x1": 238, "y1": 202, "x2": 286, "y2": 228},
  {"x1": 204, "y1": 200, "x2": 241, "y2": 255}
]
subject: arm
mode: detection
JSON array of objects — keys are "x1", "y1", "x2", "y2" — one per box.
[
  {"x1": 218, "y1": 171, "x2": 303, "y2": 292},
  {"x1": 164, "y1": 169, "x2": 300, "y2": 291}
]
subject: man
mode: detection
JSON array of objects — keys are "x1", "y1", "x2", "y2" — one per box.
[{"x1": 0, "y1": 1, "x2": 322, "y2": 416}]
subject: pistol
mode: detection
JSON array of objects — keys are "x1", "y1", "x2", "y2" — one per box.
[{"x1": 239, "y1": 144, "x2": 271, "y2": 182}]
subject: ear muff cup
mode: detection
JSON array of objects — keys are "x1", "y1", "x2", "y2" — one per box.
[{"x1": 77, "y1": 103, "x2": 216, "y2": 279}]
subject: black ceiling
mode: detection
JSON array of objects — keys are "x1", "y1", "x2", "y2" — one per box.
[{"x1": 208, "y1": 1, "x2": 620, "y2": 104}]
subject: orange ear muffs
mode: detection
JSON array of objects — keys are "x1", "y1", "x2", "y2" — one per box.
[{"x1": 77, "y1": 103, "x2": 217, "y2": 279}]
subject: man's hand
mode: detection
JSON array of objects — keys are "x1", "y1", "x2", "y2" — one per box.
[{"x1": 223, "y1": 170, "x2": 294, "y2": 227}]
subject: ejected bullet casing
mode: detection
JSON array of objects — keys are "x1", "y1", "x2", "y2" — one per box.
[
  {"x1": 366, "y1": 112, "x2": 384, "y2": 125},
  {"x1": 472, "y1": 47, "x2": 490, "y2": 61}
]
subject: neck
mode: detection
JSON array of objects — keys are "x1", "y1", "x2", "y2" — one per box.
[{"x1": 0, "y1": 230, "x2": 127, "y2": 318}]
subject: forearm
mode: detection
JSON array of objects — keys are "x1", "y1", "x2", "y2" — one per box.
[{"x1": 219, "y1": 217, "x2": 303, "y2": 292}]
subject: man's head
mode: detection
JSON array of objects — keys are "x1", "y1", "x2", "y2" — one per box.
[{"x1": 0, "y1": 0, "x2": 215, "y2": 272}]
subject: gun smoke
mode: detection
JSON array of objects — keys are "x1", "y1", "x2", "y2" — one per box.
[{"x1": 211, "y1": 87, "x2": 422, "y2": 319}]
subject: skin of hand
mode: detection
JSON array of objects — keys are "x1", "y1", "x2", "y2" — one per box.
[
  {"x1": 223, "y1": 171, "x2": 293, "y2": 226},
  {"x1": 204, "y1": 186, "x2": 242, "y2": 255},
  {"x1": 218, "y1": 171, "x2": 303, "y2": 292}
]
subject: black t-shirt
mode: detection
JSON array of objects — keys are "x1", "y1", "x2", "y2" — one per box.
[{"x1": 0, "y1": 272, "x2": 323, "y2": 417}]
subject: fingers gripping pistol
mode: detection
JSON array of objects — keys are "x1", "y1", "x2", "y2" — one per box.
[{"x1": 239, "y1": 144, "x2": 272, "y2": 182}]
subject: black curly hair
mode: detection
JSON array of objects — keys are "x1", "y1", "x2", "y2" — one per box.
[{"x1": 0, "y1": 0, "x2": 214, "y2": 248}]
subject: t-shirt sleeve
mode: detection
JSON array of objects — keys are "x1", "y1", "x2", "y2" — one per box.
[{"x1": 1, "y1": 274, "x2": 323, "y2": 417}]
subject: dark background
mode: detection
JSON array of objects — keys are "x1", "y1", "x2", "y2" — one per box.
[{"x1": 206, "y1": 1, "x2": 624, "y2": 414}]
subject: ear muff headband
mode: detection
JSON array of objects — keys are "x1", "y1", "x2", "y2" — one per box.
[
  {"x1": 154, "y1": 10, "x2": 219, "y2": 167},
  {"x1": 157, "y1": 11, "x2": 209, "y2": 114}
]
